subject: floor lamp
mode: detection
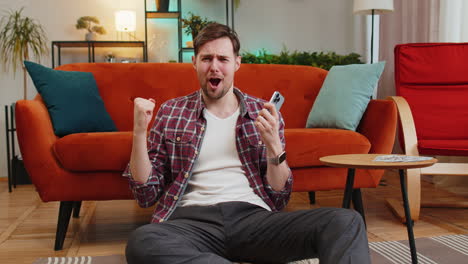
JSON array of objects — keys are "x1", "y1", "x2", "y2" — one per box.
[{"x1": 353, "y1": 0, "x2": 394, "y2": 64}]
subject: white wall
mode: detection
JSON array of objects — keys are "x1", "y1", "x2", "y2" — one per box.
[{"x1": 0, "y1": 0, "x2": 364, "y2": 178}]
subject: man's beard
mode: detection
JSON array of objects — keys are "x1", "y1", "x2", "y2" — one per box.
[{"x1": 201, "y1": 82, "x2": 231, "y2": 101}]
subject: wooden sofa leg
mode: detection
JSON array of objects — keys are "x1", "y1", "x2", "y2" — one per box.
[
  {"x1": 308, "y1": 191, "x2": 316, "y2": 204},
  {"x1": 73, "y1": 201, "x2": 82, "y2": 218},
  {"x1": 386, "y1": 168, "x2": 421, "y2": 222},
  {"x1": 55, "y1": 201, "x2": 74, "y2": 251}
]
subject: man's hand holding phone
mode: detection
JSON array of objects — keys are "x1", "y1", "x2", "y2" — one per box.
[
  {"x1": 255, "y1": 92, "x2": 285, "y2": 156},
  {"x1": 269, "y1": 91, "x2": 285, "y2": 112}
]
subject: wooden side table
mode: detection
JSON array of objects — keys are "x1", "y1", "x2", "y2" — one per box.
[{"x1": 320, "y1": 154, "x2": 437, "y2": 264}]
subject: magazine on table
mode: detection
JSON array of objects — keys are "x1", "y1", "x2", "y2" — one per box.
[{"x1": 373, "y1": 155, "x2": 433, "y2": 163}]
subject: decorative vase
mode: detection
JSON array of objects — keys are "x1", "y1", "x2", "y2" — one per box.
[
  {"x1": 85, "y1": 32, "x2": 96, "y2": 41},
  {"x1": 156, "y1": 0, "x2": 170, "y2": 12}
]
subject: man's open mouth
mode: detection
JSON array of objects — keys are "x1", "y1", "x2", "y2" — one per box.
[{"x1": 209, "y1": 78, "x2": 222, "y2": 87}]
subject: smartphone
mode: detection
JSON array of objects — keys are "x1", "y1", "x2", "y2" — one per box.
[{"x1": 269, "y1": 91, "x2": 285, "y2": 112}]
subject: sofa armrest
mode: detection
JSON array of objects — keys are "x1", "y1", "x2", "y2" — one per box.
[
  {"x1": 15, "y1": 99, "x2": 61, "y2": 196},
  {"x1": 356, "y1": 99, "x2": 397, "y2": 154},
  {"x1": 386, "y1": 96, "x2": 419, "y2": 156}
]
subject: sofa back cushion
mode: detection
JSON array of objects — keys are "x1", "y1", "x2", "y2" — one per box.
[
  {"x1": 55, "y1": 63, "x2": 327, "y2": 130},
  {"x1": 395, "y1": 43, "x2": 468, "y2": 140}
]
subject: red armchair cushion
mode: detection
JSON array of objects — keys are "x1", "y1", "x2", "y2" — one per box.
[
  {"x1": 418, "y1": 139, "x2": 468, "y2": 156},
  {"x1": 54, "y1": 132, "x2": 132, "y2": 172}
]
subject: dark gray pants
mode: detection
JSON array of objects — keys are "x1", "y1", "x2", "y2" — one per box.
[{"x1": 126, "y1": 202, "x2": 370, "y2": 264}]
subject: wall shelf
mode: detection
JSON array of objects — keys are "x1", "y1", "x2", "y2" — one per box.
[
  {"x1": 144, "y1": 0, "x2": 234, "y2": 62},
  {"x1": 146, "y1": 12, "x2": 180, "y2": 19},
  {"x1": 51, "y1": 40, "x2": 146, "y2": 68}
]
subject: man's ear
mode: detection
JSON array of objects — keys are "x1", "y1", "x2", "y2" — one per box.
[
  {"x1": 235, "y1": 56, "x2": 241, "y2": 71},
  {"x1": 192, "y1": 55, "x2": 196, "y2": 69}
]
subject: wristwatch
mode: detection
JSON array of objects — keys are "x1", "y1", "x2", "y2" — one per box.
[{"x1": 268, "y1": 151, "x2": 287, "y2": 165}]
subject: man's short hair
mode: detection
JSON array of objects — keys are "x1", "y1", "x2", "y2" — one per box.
[{"x1": 193, "y1": 23, "x2": 240, "y2": 56}]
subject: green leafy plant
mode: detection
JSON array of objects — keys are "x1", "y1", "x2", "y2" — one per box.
[
  {"x1": 181, "y1": 12, "x2": 214, "y2": 40},
  {"x1": 75, "y1": 16, "x2": 106, "y2": 35},
  {"x1": 0, "y1": 7, "x2": 48, "y2": 99},
  {"x1": 241, "y1": 48, "x2": 363, "y2": 70}
]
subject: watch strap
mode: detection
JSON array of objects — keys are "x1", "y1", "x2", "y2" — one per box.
[{"x1": 268, "y1": 151, "x2": 287, "y2": 165}]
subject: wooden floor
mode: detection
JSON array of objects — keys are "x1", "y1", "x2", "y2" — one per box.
[{"x1": 0, "y1": 171, "x2": 466, "y2": 264}]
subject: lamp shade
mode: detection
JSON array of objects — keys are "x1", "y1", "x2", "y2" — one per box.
[
  {"x1": 353, "y1": 0, "x2": 394, "y2": 15},
  {"x1": 115, "y1": 10, "x2": 136, "y2": 32}
]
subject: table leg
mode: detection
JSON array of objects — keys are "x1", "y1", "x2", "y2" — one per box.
[
  {"x1": 399, "y1": 169, "x2": 418, "y2": 264},
  {"x1": 342, "y1": 168, "x2": 355, "y2": 208},
  {"x1": 352, "y1": 188, "x2": 366, "y2": 227}
]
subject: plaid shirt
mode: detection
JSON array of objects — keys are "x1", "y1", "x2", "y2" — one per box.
[{"x1": 123, "y1": 88, "x2": 293, "y2": 223}]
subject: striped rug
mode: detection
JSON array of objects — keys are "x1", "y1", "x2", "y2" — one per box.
[
  {"x1": 370, "y1": 234, "x2": 468, "y2": 264},
  {"x1": 33, "y1": 234, "x2": 467, "y2": 264}
]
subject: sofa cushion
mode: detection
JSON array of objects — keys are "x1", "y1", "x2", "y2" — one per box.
[
  {"x1": 24, "y1": 61, "x2": 117, "y2": 137},
  {"x1": 306, "y1": 62, "x2": 385, "y2": 131},
  {"x1": 53, "y1": 132, "x2": 132, "y2": 172},
  {"x1": 52, "y1": 129, "x2": 370, "y2": 172},
  {"x1": 285, "y1": 128, "x2": 371, "y2": 168}
]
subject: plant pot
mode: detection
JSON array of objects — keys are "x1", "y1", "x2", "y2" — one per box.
[
  {"x1": 186, "y1": 41, "x2": 193, "y2": 48},
  {"x1": 85, "y1": 32, "x2": 96, "y2": 41},
  {"x1": 156, "y1": 0, "x2": 170, "y2": 12}
]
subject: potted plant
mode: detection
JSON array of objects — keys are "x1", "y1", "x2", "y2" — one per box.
[
  {"x1": 0, "y1": 7, "x2": 48, "y2": 100},
  {"x1": 181, "y1": 12, "x2": 214, "y2": 47},
  {"x1": 75, "y1": 16, "x2": 106, "y2": 41}
]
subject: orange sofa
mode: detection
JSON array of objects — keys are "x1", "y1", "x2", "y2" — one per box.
[{"x1": 16, "y1": 63, "x2": 397, "y2": 250}]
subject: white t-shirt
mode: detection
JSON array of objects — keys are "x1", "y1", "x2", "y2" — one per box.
[{"x1": 179, "y1": 107, "x2": 271, "y2": 211}]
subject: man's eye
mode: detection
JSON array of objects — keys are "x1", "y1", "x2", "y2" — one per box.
[{"x1": 202, "y1": 58, "x2": 211, "y2": 61}]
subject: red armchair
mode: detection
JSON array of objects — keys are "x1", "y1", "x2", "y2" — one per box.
[{"x1": 388, "y1": 43, "x2": 468, "y2": 221}]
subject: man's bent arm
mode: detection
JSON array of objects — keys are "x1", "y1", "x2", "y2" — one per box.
[
  {"x1": 258, "y1": 108, "x2": 293, "y2": 210},
  {"x1": 130, "y1": 132, "x2": 152, "y2": 184},
  {"x1": 123, "y1": 102, "x2": 170, "y2": 208},
  {"x1": 265, "y1": 145, "x2": 290, "y2": 191}
]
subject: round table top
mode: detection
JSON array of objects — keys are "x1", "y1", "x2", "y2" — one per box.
[{"x1": 319, "y1": 154, "x2": 438, "y2": 170}]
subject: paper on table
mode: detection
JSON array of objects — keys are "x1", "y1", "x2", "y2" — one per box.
[{"x1": 373, "y1": 155, "x2": 433, "y2": 162}]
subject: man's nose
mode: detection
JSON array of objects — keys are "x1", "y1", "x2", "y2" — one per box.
[{"x1": 209, "y1": 59, "x2": 220, "y2": 72}]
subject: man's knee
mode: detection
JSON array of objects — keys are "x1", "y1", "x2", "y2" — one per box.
[
  {"x1": 333, "y1": 209, "x2": 364, "y2": 230},
  {"x1": 126, "y1": 224, "x2": 170, "y2": 263},
  {"x1": 321, "y1": 208, "x2": 365, "y2": 236}
]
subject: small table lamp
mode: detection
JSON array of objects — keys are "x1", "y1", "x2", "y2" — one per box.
[
  {"x1": 115, "y1": 10, "x2": 136, "y2": 40},
  {"x1": 353, "y1": 0, "x2": 394, "y2": 63}
]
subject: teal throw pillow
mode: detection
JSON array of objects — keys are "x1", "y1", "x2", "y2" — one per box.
[
  {"x1": 306, "y1": 62, "x2": 385, "y2": 131},
  {"x1": 24, "y1": 61, "x2": 117, "y2": 137}
]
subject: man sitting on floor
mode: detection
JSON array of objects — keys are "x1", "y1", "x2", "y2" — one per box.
[{"x1": 124, "y1": 23, "x2": 370, "y2": 264}]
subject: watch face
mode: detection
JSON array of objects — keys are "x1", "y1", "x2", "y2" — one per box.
[{"x1": 279, "y1": 151, "x2": 287, "y2": 163}]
